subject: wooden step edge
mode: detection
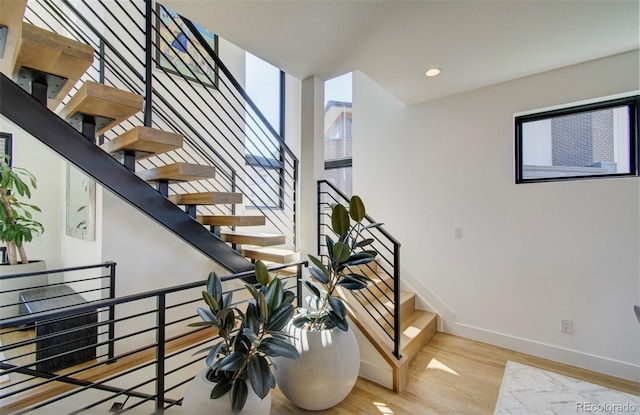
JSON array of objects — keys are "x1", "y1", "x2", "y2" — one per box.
[
  {"x1": 169, "y1": 192, "x2": 243, "y2": 206},
  {"x1": 137, "y1": 162, "x2": 216, "y2": 183},
  {"x1": 241, "y1": 247, "x2": 300, "y2": 264},
  {"x1": 58, "y1": 81, "x2": 144, "y2": 135},
  {"x1": 100, "y1": 126, "x2": 183, "y2": 159},
  {"x1": 0, "y1": 0, "x2": 26, "y2": 78},
  {"x1": 16, "y1": 23, "x2": 94, "y2": 109},
  {"x1": 400, "y1": 310, "x2": 438, "y2": 362},
  {"x1": 197, "y1": 215, "x2": 265, "y2": 227},
  {"x1": 220, "y1": 232, "x2": 285, "y2": 247}
]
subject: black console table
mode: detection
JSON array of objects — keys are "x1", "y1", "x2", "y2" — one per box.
[{"x1": 19, "y1": 285, "x2": 97, "y2": 373}]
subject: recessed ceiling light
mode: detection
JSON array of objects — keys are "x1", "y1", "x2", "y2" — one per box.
[{"x1": 425, "y1": 67, "x2": 442, "y2": 77}]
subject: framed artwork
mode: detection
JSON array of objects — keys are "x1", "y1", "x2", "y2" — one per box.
[
  {"x1": 156, "y1": 4, "x2": 219, "y2": 88},
  {"x1": 65, "y1": 164, "x2": 96, "y2": 241},
  {"x1": 0, "y1": 132, "x2": 12, "y2": 166}
]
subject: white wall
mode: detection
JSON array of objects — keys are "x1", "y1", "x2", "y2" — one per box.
[{"x1": 353, "y1": 50, "x2": 640, "y2": 381}]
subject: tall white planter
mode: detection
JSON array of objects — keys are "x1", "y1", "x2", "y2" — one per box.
[
  {"x1": 274, "y1": 324, "x2": 360, "y2": 410},
  {"x1": 0, "y1": 260, "x2": 47, "y2": 320},
  {"x1": 181, "y1": 368, "x2": 271, "y2": 415}
]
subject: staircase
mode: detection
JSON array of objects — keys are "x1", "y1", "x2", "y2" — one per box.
[
  {"x1": 0, "y1": 0, "x2": 438, "y2": 406},
  {"x1": 0, "y1": 0, "x2": 299, "y2": 274},
  {"x1": 318, "y1": 180, "x2": 438, "y2": 392}
]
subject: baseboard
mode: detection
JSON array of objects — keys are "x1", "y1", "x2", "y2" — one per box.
[{"x1": 447, "y1": 322, "x2": 640, "y2": 382}]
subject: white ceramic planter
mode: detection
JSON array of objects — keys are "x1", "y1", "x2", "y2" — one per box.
[
  {"x1": 181, "y1": 368, "x2": 271, "y2": 415},
  {"x1": 0, "y1": 260, "x2": 47, "y2": 320},
  {"x1": 273, "y1": 324, "x2": 360, "y2": 410}
]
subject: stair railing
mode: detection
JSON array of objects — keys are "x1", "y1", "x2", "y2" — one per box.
[
  {"x1": 317, "y1": 180, "x2": 402, "y2": 359},
  {"x1": 24, "y1": 0, "x2": 299, "y2": 250},
  {"x1": 0, "y1": 262, "x2": 306, "y2": 414}
]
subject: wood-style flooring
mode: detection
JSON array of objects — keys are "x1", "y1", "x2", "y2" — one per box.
[{"x1": 270, "y1": 332, "x2": 639, "y2": 414}]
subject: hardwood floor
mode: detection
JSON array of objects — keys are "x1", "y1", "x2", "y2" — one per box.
[
  {"x1": 270, "y1": 332, "x2": 640, "y2": 414},
  {"x1": 1, "y1": 330, "x2": 638, "y2": 414}
]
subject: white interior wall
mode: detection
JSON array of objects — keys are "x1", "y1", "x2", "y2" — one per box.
[{"x1": 353, "y1": 50, "x2": 640, "y2": 381}]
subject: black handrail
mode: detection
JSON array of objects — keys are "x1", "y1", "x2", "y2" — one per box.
[{"x1": 317, "y1": 180, "x2": 402, "y2": 359}]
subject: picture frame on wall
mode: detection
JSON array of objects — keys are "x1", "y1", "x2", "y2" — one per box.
[
  {"x1": 1, "y1": 132, "x2": 12, "y2": 166},
  {"x1": 155, "y1": 4, "x2": 219, "y2": 88}
]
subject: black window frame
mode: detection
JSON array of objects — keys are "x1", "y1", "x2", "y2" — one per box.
[{"x1": 515, "y1": 95, "x2": 640, "y2": 184}]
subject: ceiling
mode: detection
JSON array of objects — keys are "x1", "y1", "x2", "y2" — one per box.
[{"x1": 164, "y1": 0, "x2": 640, "y2": 106}]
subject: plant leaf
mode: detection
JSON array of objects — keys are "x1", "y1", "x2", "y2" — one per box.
[
  {"x1": 259, "y1": 337, "x2": 299, "y2": 359},
  {"x1": 205, "y1": 342, "x2": 224, "y2": 367},
  {"x1": 349, "y1": 195, "x2": 366, "y2": 222},
  {"x1": 332, "y1": 242, "x2": 351, "y2": 264},
  {"x1": 266, "y1": 302, "x2": 294, "y2": 332},
  {"x1": 337, "y1": 278, "x2": 367, "y2": 291},
  {"x1": 355, "y1": 238, "x2": 374, "y2": 248},
  {"x1": 254, "y1": 260, "x2": 271, "y2": 286},
  {"x1": 247, "y1": 354, "x2": 274, "y2": 399},
  {"x1": 230, "y1": 378, "x2": 248, "y2": 414},
  {"x1": 304, "y1": 280, "x2": 321, "y2": 298},
  {"x1": 218, "y1": 351, "x2": 246, "y2": 371},
  {"x1": 328, "y1": 296, "x2": 346, "y2": 319},
  {"x1": 328, "y1": 311, "x2": 349, "y2": 331},
  {"x1": 265, "y1": 277, "x2": 283, "y2": 311},
  {"x1": 331, "y1": 204, "x2": 350, "y2": 239},
  {"x1": 210, "y1": 376, "x2": 232, "y2": 399},
  {"x1": 308, "y1": 266, "x2": 329, "y2": 285}
]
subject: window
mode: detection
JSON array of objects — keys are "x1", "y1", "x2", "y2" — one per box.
[
  {"x1": 324, "y1": 73, "x2": 353, "y2": 196},
  {"x1": 515, "y1": 95, "x2": 639, "y2": 183},
  {"x1": 244, "y1": 53, "x2": 285, "y2": 208}
]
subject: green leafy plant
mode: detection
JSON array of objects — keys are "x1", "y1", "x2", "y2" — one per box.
[
  {"x1": 296, "y1": 195, "x2": 381, "y2": 331},
  {"x1": 191, "y1": 260, "x2": 299, "y2": 414},
  {"x1": 0, "y1": 156, "x2": 43, "y2": 265}
]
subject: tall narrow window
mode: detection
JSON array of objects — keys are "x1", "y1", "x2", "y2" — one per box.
[
  {"x1": 244, "y1": 53, "x2": 285, "y2": 208},
  {"x1": 515, "y1": 96, "x2": 639, "y2": 183},
  {"x1": 324, "y1": 73, "x2": 353, "y2": 196}
]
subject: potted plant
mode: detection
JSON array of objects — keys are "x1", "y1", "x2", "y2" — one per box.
[
  {"x1": 0, "y1": 155, "x2": 47, "y2": 320},
  {"x1": 273, "y1": 195, "x2": 380, "y2": 410},
  {"x1": 181, "y1": 260, "x2": 299, "y2": 415},
  {"x1": 0, "y1": 155, "x2": 44, "y2": 266}
]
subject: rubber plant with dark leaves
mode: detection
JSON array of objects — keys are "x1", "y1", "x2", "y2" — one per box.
[
  {"x1": 296, "y1": 195, "x2": 381, "y2": 331},
  {"x1": 0, "y1": 156, "x2": 43, "y2": 265},
  {"x1": 190, "y1": 260, "x2": 299, "y2": 414}
]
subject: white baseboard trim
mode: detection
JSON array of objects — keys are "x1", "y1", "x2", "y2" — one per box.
[{"x1": 447, "y1": 322, "x2": 640, "y2": 382}]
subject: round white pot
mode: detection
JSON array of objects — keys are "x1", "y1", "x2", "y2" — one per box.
[
  {"x1": 0, "y1": 260, "x2": 47, "y2": 320},
  {"x1": 181, "y1": 368, "x2": 271, "y2": 415},
  {"x1": 273, "y1": 323, "x2": 360, "y2": 410}
]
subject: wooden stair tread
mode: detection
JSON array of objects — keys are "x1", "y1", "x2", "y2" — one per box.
[
  {"x1": 169, "y1": 192, "x2": 243, "y2": 205},
  {"x1": 138, "y1": 162, "x2": 215, "y2": 182},
  {"x1": 13, "y1": 23, "x2": 94, "y2": 109},
  {"x1": 197, "y1": 215, "x2": 265, "y2": 227},
  {"x1": 100, "y1": 126, "x2": 183, "y2": 159},
  {"x1": 220, "y1": 231, "x2": 285, "y2": 246},
  {"x1": 241, "y1": 247, "x2": 300, "y2": 264},
  {"x1": 400, "y1": 310, "x2": 438, "y2": 361},
  {"x1": 0, "y1": 0, "x2": 26, "y2": 77},
  {"x1": 58, "y1": 81, "x2": 143, "y2": 135}
]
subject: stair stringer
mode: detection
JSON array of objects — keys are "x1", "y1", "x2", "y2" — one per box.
[{"x1": 0, "y1": 73, "x2": 254, "y2": 274}]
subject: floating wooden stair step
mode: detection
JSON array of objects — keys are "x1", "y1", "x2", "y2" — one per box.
[
  {"x1": 14, "y1": 23, "x2": 94, "y2": 109},
  {"x1": 197, "y1": 215, "x2": 265, "y2": 227},
  {"x1": 0, "y1": 0, "x2": 26, "y2": 77},
  {"x1": 169, "y1": 192, "x2": 243, "y2": 206},
  {"x1": 137, "y1": 162, "x2": 215, "y2": 183},
  {"x1": 241, "y1": 247, "x2": 300, "y2": 264},
  {"x1": 58, "y1": 81, "x2": 143, "y2": 135},
  {"x1": 100, "y1": 126, "x2": 183, "y2": 159},
  {"x1": 220, "y1": 232, "x2": 285, "y2": 247}
]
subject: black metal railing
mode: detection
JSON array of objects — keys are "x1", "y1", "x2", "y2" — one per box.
[
  {"x1": 0, "y1": 262, "x2": 306, "y2": 414},
  {"x1": 317, "y1": 180, "x2": 402, "y2": 359},
  {"x1": 23, "y1": 0, "x2": 298, "y2": 250}
]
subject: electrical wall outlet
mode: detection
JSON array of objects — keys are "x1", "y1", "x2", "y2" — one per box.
[
  {"x1": 454, "y1": 227, "x2": 463, "y2": 239},
  {"x1": 561, "y1": 319, "x2": 573, "y2": 334}
]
